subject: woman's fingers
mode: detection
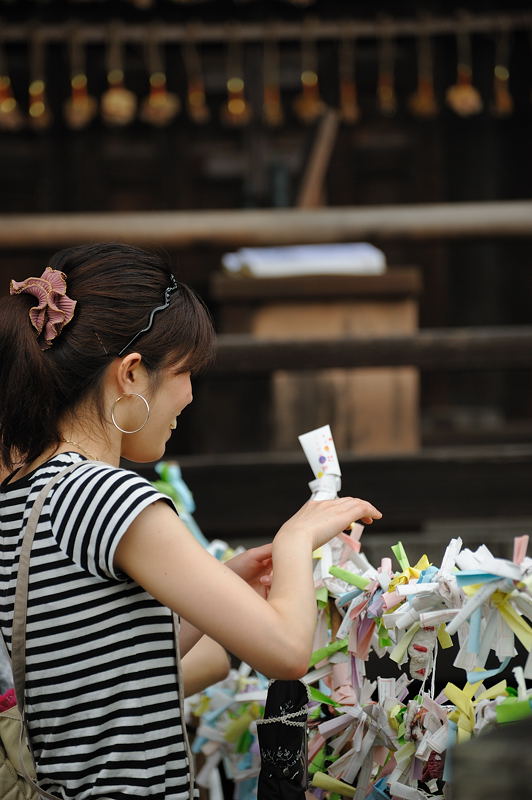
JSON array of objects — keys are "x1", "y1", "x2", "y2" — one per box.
[{"x1": 246, "y1": 543, "x2": 273, "y2": 560}]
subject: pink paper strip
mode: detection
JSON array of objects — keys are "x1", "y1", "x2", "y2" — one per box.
[
  {"x1": 339, "y1": 532, "x2": 362, "y2": 552},
  {"x1": 307, "y1": 733, "x2": 326, "y2": 762},
  {"x1": 382, "y1": 591, "x2": 403, "y2": 609},
  {"x1": 513, "y1": 535, "x2": 529, "y2": 565}
]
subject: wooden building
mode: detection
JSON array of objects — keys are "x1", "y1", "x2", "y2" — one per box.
[{"x1": 1, "y1": 0, "x2": 532, "y2": 562}]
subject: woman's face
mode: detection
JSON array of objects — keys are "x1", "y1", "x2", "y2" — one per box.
[{"x1": 120, "y1": 364, "x2": 193, "y2": 463}]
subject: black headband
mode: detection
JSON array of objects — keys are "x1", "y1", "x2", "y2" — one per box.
[{"x1": 117, "y1": 273, "x2": 179, "y2": 357}]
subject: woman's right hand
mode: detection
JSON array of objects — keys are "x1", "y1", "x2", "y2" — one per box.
[{"x1": 276, "y1": 496, "x2": 382, "y2": 551}]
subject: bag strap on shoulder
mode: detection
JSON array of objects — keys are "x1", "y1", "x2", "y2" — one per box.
[
  {"x1": 10, "y1": 460, "x2": 103, "y2": 800},
  {"x1": 11, "y1": 461, "x2": 90, "y2": 714}
]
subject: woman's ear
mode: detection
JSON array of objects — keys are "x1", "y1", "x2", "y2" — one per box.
[{"x1": 114, "y1": 353, "x2": 149, "y2": 394}]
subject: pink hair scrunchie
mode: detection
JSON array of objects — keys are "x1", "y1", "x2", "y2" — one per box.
[{"x1": 9, "y1": 267, "x2": 77, "y2": 348}]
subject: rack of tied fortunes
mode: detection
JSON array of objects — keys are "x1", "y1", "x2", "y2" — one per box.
[{"x1": 157, "y1": 426, "x2": 532, "y2": 800}]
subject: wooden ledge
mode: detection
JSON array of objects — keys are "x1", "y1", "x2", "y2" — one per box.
[{"x1": 211, "y1": 270, "x2": 422, "y2": 302}]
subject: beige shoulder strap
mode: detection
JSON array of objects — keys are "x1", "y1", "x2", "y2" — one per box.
[{"x1": 10, "y1": 460, "x2": 97, "y2": 799}]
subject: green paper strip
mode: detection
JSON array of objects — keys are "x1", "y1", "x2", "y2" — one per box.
[
  {"x1": 236, "y1": 728, "x2": 253, "y2": 754},
  {"x1": 329, "y1": 566, "x2": 369, "y2": 589},
  {"x1": 391, "y1": 541, "x2": 410, "y2": 571},
  {"x1": 377, "y1": 619, "x2": 393, "y2": 647},
  {"x1": 495, "y1": 698, "x2": 532, "y2": 724},
  {"x1": 315, "y1": 586, "x2": 329, "y2": 607},
  {"x1": 395, "y1": 740, "x2": 416, "y2": 764},
  {"x1": 389, "y1": 621, "x2": 420, "y2": 664},
  {"x1": 308, "y1": 686, "x2": 340, "y2": 708},
  {"x1": 309, "y1": 747, "x2": 326, "y2": 773},
  {"x1": 309, "y1": 637, "x2": 348, "y2": 668}
]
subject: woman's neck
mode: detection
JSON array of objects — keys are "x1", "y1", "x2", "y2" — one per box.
[{"x1": 12, "y1": 433, "x2": 119, "y2": 482}]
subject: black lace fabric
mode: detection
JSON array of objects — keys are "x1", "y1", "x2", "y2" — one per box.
[{"x1": 257, "y1": 680, "x2": 309, "y2": 800}]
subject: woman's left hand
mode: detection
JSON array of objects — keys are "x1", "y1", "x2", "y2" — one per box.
[{"x1": 225, "y1": 543, "x2": 273, "y2": 598}]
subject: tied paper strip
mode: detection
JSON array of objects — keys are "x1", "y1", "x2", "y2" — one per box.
[{"x1": 299, "y1": 424, "x2": 342, "y2": 500}]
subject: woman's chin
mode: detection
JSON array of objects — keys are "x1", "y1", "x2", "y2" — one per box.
[{"x1": 121, "y1": 444, "x2": 166, "y2": 464}]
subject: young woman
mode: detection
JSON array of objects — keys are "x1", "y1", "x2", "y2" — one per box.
[{"x1": 0, "y1": 243, "x2": 381, "y2": 799}]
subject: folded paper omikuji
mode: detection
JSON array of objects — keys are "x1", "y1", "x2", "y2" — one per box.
[{"x1": 168, "y1": 424, "x2": 532, "y2": 800}]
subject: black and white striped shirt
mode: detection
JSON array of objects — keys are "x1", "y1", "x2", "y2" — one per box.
[{"x1": 0, "y1": 452, "x2": 193, "y2": 800}]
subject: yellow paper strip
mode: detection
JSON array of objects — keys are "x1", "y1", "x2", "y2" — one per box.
[
  {"x1": 437, "y1": 623, "x2": 453, "y2": 649},
  {"x1": 311, "y1": 771, "x2": 356, "y2": 797},
  {"x1": 394, "y1": 741, "x2": 416, "y2": 764},
  {"x1": 456, "y1": 724, "x2": 472, "y2": 744},
  {"x1": 498, "y1": 600, "x2": 532, "y2": 651},
  {"x1": 475, "y1": 680, "x2": 507, "y2": 702},
  {"x1": 413, "y1": 554, "x2": 431, "y2": 572},
  {"x1": 443, "y1": 683, "x2": 475, "y2": 731},
  {"x1": 224, "y1": 710, "x2": 254, "y2": 743}
]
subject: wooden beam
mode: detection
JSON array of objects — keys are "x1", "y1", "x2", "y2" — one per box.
[
  {"x1": 213, "y1": 327, "x2": 532, "y2": 372},
  {"x1": 3, "y1": 13, "x2": 532, "y2": 43},
  {"x1": 137, "y1": 445, "x2": 532, "y2": 536},
  {"x1": 0, "y1": 202, "x2": 531, "y2": 248}
]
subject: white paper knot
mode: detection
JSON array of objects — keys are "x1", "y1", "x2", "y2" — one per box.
[{"x1": 309, "y1": 473, "x2": 341, "y2": 500}]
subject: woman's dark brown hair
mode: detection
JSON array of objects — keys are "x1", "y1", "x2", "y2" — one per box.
[{"x1": 0, "y1": 242, "x2": 215, "y2": 470}]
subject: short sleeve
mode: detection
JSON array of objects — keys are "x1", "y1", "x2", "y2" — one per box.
[{"x1": 48, "y1": 462, "x2": 176, "y2": 580}]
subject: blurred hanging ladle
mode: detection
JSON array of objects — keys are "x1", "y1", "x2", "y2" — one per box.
[
  {"x1": 63, "y1": 26, "x2": 97, "y2": 130},
  {"x1": 182, "y1": 25, "x2": 210, "y2": 124},
  {"x1": 101, "y1": 23, "x2": 137, "y2": 126},
  {"x1": 376, "y1": 18, "x2": 397, "y2": 117},
  {"x1": 0, "y1": 25, "x2": 24, "y2": 131},
  {"x1": 220, "y1": 26, "x2": 252, "y2": 127},
  {"x1": 446, "y1": 14, "x2": 482, "y2": 116},
  {"x1": 293, "y1": 19, "x2": 326, "y2": 124},
  {"x1": 28, "y1": 28, "x2": 53, "y2": 131},
  {"x1": 491, "y1": 26, "x2": 513, "y2": 117},
  {"x1": 262, "y1": 32, "x2": 283, "y2": 127},
  {"x1": 338, "y1": 36, "x2": 360, "y2": 124},
  {"x1": 408, "y1": 23, "x2": 438, "y2": 118},
  {"x1": 140, "y1": 26, "x2": 180, "y2": 126}
]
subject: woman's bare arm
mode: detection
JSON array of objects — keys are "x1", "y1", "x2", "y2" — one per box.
[
  {"x1": 181, "y1": 637, "x2": 231, "y2": 697},
  {"x1": 115, "y1": 495, "x2": 381, "y2": 678}
]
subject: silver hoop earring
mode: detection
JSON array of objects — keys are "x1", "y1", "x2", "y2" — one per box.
[{"x1": 111, "y1": 393, "x2": 150, "y2": 434}]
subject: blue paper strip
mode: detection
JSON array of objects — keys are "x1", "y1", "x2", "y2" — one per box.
[
  {"x1": 336, "y1": 588, "x2": 363, "y2": 608},
  {"x1": 443, "y1": 720, "x2": 457, "y2": 783},
  {"x1": 466, "y1": 656, "x2": 511, "y2": 684},
  {"x1": 467, "y1": 606, "x2": 482, "y2": 654},
  {"x1": 454, "y1": 571, "x2": 501, "y2": 586},
  {"x1": 418, "y1": 566, "x2": 439, "y2": 583},
  {"x1": 364, "y1": 777, "x2": 391, "y2": 799}
]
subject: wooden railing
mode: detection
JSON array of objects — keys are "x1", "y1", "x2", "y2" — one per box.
[
  {"x1": 213, "y1": 327, "x2": 532, "y2": 372},
  {"x1": 0, "y1": 201, "x2": 531, "y2": 247}
]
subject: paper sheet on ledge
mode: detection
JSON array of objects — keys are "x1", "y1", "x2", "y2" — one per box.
[{"x1": 222, "y1": 243, "x2": 386, "y2": 277}]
